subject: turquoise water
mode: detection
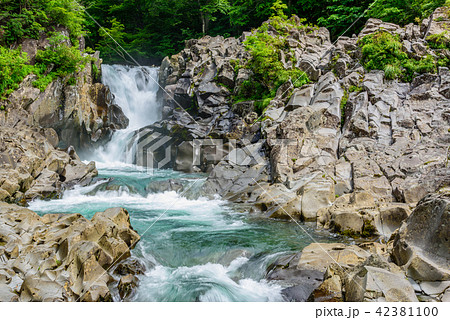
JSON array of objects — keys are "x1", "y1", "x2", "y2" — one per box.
[
  {"x1": 29, "y1": 163, "x2": 338, "y2": 302},
  {"x1": 27, "y1": 64, "x2": 339, "y2": 301}
]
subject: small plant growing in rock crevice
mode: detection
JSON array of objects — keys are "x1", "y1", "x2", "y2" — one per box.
[
  {"x1": 340, "y1": 89, "x2": 349, "y2": 129},
  {"x1": 235, "y1": 3, "x2": 310, "y2": 115},
  {"x1": 359, "y1": 30, "x2": 437, "y2": 82},
  {"x1": 427, "y1": 31, "x2": 450, "y2": 49}
]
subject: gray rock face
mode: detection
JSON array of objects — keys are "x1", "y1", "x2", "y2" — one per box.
[
  {"x1": 3, "y1": 33, "x2": 129, "y2": 150},
  {"x1": 196, "y1": 8, "x2": 450, "y2": 233},
  {"x1": 278, "y1": 245, "x2": 420, "y2": 302},
  {"x1": 267, "y1": 243, "x2": 389, "y2": 302},
  {"x1": 0, "y1": 204, "x2": 141, "y2": 302},
  {"x1": 345, "y1": 255, "x2": 419, "y2": 302},
  {"x1": 392, "y1": 190, "x2": 450, "y2": 282},
  {"x1": 0, "y1": 124, "x2": 97, "y2": 203},
  {"x1": 317, "y1": 192, "x2": 411, "y2": 238}
]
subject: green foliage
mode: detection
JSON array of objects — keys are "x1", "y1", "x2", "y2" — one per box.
[
  {"x1": 359, "y1": 31, "x2": 437, "y2": 81},
  {"x1": 315, "y1": 0, "x2": 372, "y2": 38},
  {"x1": 95, "y1": 18, "x2": 130, "y2": 63},
  {"x1": 0, "y1": 32, "x2": 91, "y2": 98},
  {"x1": 92, "y1": 63, "x2": 100, "y2": 80},
  {"x1": 349, "y1": 85, "x2": 363, "y2": 93},
  {"x1": 236, "y1": 9, "x2": 310, "y2": 114},
  {"x1": 46, "y1": 0, "x2": 85, "y2": 39},
  {"x1": 200, "y1": 0, "x2": 232, "y2": 24},
  {"x1": 340, "y1": 89, "x2": 349, "y2": 127},
  {"x1": 242, "y1": 11, "x2": 309, "y2": 90},
  {"x1": 33, "y1": 33, "x2": 90, "y2": 91},
  {"x1": 427, "y1": 31, "x2": 450, "y2": 49},
  {"x1": 1, "y1": 8, "x2": 47, "y2": 45},
  {"x1": 270, "y1": 0, "x2": 288, "y2": 20},
  {"x1": 0, "y1": 47, "x2": 33, "y2": 99},
  {"x1": 368, "y1": 0, "x2": 446, "y2": 25},
  {"x1": 31, "y1": 73, "x2": 54, "y2": 92},
  {"x1": 36, "y1": 34, "x2": 86, "y2": 75},
  {"x1": 80, "y1": 0, "x2": 448, "y2": 62},
  {"x1": 0, "y1": 0, "x2": 86, "y2": 46}
]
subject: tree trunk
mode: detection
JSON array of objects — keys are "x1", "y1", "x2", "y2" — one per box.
[{"x1": 200, "y1": 11, "x2": 210, "y2": 35}]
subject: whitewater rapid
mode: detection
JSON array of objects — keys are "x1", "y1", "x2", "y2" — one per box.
[
  {"x1": 91, "y1": 65, "x2": 162, "y2": 164},
  {"x1": 29, "y1": 64, "x2": 328, "y2": 302}
]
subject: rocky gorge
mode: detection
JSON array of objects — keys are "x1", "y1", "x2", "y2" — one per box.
[{"x1": 0, "y1": 6, "x2": 449, "y2": 302}]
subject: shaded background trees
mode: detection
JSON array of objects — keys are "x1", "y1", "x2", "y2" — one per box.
[{"x1": 1, "y1": 0, "x2": 447, "y2": 64}]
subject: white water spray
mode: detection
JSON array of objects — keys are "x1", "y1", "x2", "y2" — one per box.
[{"x1": 92, "y1": 65, "x2": 161, "y2": 164}]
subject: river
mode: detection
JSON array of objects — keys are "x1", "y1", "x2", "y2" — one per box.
[{"x1": 28, "y1": 65, "x2": 336, "y2": 302}]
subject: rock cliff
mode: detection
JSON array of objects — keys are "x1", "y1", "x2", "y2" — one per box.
[
  {"x1": 154, "y1": 8, "x2": 450, "y2": 239},
  {"x1": 0, "y1": 31, "x2": 130, "y2": 202},
  {"x1": 2, "y1": 30, "x2": 129, "y2": 150}
]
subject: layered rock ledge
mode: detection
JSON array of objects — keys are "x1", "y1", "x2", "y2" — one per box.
[
  {"x1": 267, "y1": 189, "x2": 450, "y2": 302},
  {"x1": 0, "y1": 203, "x2": 141, "y2": 302}
]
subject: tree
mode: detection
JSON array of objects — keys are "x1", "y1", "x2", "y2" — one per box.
[
  {"x1": 198, "y1": 0, "x2": 232, "y2": 35},
  {"x1": 368, "y1": 0, "x2": 446, "y2": 25}
]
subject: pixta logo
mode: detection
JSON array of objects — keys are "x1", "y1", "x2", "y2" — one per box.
[{"x1": 127, "y1": 130, "x2": 311, "y2": 173}]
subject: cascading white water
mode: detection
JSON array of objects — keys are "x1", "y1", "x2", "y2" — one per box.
[
  {"x1": 29, "y1": 63, "x2": 326, "y2": 302},
  {"x1": 103, "y1": 64, "x2": 161, "y2": 129},
  {"x1": 92, "y1": 65, "x2": 161, "y2": 164}
]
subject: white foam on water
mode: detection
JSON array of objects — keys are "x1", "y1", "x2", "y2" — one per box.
[
  {"x1": 29, "y1": 64, "x2": 296, "y2": 302},
  {"x1": 29, "y1": 186, "x2": 223, "y2": 215},
  {"x1": 102, "y1": 64, "x2": 161, "y2": 130},
  {"x1": 136, "y1": 257, "x2": 284, "y2": 302}
]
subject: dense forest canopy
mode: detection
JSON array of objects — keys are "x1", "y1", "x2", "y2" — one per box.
[{"x1": 0, "y1": 0, "x2": 448, "y2": 64}]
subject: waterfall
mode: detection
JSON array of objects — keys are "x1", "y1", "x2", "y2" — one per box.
[
  {"x1": 29, "y1": 63, "x2": 320, "y2": 302},
  {"x1": 92, "y1": 64, "x2": 162, "y2": 165}
]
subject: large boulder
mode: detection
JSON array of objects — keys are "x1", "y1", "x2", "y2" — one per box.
[
  {"x1": 267, "y1": 243, "x2": 371, "y2": 302},
  {"x1": 391, "y1": 190, "x2": 450, "y2": 282},
  {"x1": 345, "y1": 255, "x2": 418, "y2": 302},
  {"x1": 317, "y1": 192, "x2": 411, "y2": 238}
]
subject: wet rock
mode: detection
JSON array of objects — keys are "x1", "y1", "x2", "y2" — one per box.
[
  {"x1": 114, "y1": 257, "x2": 147, "y2": 276},
  {"x1": 266, "y1": 253, "x2": 323, "y2": 302},
  {"x1": 146, "y1": 179, "x2": 185, "y2": 194},
  {"x1": 118, "y1": 274, "x2": 139, "y2": 301},
  {"x1": 0, "y1": 124, "x2": 97, "y2": 202}
]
